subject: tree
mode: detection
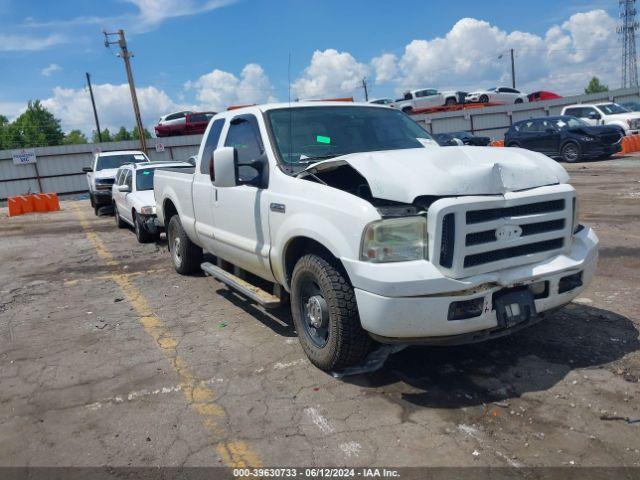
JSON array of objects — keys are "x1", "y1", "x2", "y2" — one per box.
[
  {"x1": 132, "y1": 126, "x2": 152, "y2": 140},
  {"x1": 113, "y1": 126, "x2": 132, "y2": 142},
  {"x1": 92, "y1": 128, "x2": 112, "y2": 143},
  {"x1": 63, "y1": 129, "x2": 88, "y2": 145},
  {"x1": 10, "y1": 100, "x2": 64, "y2": 148},
  {"x1": 585, "y1": 77, "x2": 609, "y2": 94}
]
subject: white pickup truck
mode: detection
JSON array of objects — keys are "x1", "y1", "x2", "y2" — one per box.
[
  {"x1": 154, "y1": 102, "x2": 598, "y2": 371},
  {"x1": 394, "y1": 88, "x2": 465, "y2": 113},
  {"x1": 562, "y1": 103, "x2": 640, "y2": 135}
]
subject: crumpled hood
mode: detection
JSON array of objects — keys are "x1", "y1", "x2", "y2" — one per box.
[
  {"x1": 303, "y1": 147, "x2": 569, "y2": 203},
  {"x1": 567, "y1": 125, "x2": 622, "y2": 136}
]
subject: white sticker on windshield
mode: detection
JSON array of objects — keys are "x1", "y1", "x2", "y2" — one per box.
[
  {"x1": 417, "y1": 138, "x2": 437, "y2": 148},
  {"x1": 134, "y1": 155, "x2": 146, "y2": 160},
  {"x1": 556, "y1": 120, "x2": 566, "y2": 128}
]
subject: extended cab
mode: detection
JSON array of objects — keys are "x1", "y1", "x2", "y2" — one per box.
[
  {"x1": 154, "y1": 103, "x2": 598, "y2": 371},
  {"x1": 561, "y1": 103, "x2": 640, "y2": 135},
  {"x1": 395, "y1": 88, "x2": 465, "y2": 113}
]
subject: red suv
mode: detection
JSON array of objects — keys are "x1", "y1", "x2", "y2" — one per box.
[{"x1": 155, "y1": 111, "x2": 216, "y2": 137}]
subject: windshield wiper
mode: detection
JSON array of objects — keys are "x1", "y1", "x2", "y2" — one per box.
[{"x1": 296, "y1": 154, "x2": 339, "y2": 164}]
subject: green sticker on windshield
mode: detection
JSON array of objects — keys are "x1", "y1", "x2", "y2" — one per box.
[
  {"x1": 316, "y1": 135, "x2": 331, "y2": 144},
  {"x1": 142, "y1": 170, "x2": 151, "y2": 175}
]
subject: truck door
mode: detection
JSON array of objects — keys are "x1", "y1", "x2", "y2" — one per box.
[
  {"x1": 192, "y1": 118, "x2": 225, "y2": 253},
  {"x1": 211, "y1": 114, "x2": 274, "y2": 281}
]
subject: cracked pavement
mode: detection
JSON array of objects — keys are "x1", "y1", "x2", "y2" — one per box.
[{"x1": 0, "y1": 157, "x2": 639, "y2": 469}]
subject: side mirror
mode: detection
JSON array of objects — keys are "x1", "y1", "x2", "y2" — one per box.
[
  {"x1": 545, "y1": 128, "x2": 556, "y2": 134},
  {"x1": 82, "y1": 166, "x2": 93, "y2": 173},
  {"x1": 117, "y1": 184, "x2": 131, "y2": 193},
  {"x1": 588, "y1": 112, "x2": 601, "y2": 120},
  {"x1": 212, "y1": 147, "x2": 238, "y2": 188}
]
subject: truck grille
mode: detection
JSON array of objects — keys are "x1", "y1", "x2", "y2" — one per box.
[{"x1": 429, "y1": 186, "x2": 574, "y2": 278}]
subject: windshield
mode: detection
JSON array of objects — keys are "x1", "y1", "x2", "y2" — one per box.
[
  {"x1": 136, "y1": 168, "x2": 155, "y2": 191},
  {"x1": 266, "y1": 106, "x2": 434, "y2": 172},
  {"x1": 487, "y1": 87, "x2": 497, "y2": 91},
  {"x1": 96, "y1": 154, "x2": 147, "y2": 171},
  {"x1": 553, "y1": 117, "x2": 589, "y2": 129},
  {"x1": 597, "y1": 103, "x2": 629, "y2": 115}
]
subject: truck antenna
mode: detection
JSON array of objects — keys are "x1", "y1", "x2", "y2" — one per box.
[{"x1": 288, "y1": 52, "x2": 293, "y2": 172}]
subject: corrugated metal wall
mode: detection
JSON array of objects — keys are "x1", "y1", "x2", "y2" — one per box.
[
  {"x1": 0, "y1": 135, "x2": 202, "y2": 200},
  {"x1": 415, "y1": 86, "x2": 640, "y2": 140}
]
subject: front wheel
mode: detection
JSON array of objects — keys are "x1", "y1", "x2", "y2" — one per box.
[
  {"x1": 445, "y1": 97, "x2": 457, "y2": 106},
  {"x1": 291, "y1": 254, "x2": 371, "y2": 371},
  {"x1": 167, "y1": 215, "x2": 202, "y2": 274},
  {"x1": 561, "y1": 142, "x2": 581, "y2": 163},
  {"x1": 515, "y1": 98, "x2": 524, "y2": 104},
  {"x1": 479, "y1": 94, "x2": 489, "y2": 103},
  {"x1": 114, "y1": 204, "x2": 126, "y2": 228},
  {"x1": 134, "y1": 212, "x2": 155, "y2": 243},
  {"x1": 401, "y1": 106, "x2": 413, "y2": 113}
]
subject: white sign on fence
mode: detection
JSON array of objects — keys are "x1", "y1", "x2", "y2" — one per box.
[
  {"x1": 12, "y1": 149, "x2": 37, "y2": 165},
  {"x1": 155, "y1": 143, "x2": 165, "y2": 153}
]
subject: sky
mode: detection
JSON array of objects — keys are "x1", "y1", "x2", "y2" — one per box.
[{"x1": 0, "y1": 0, "x2": 623, "y2": 135}]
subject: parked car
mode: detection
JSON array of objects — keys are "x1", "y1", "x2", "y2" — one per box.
[
  {"x1": 505, "y1": 116, "x2": 623, "y2": 163},
  {"x1": 561, "y1": 103, "x2": 640, "y2": 136},
  {"x1": 112, "y1": 161, "x2": 192, "y2": 242},
  {"x1": 368, "y1": 98, "x2": 396, "y2": 107},
  {"x1": 620, "y1": 101, "x2": 640, "y2": 112},
  {"x1": 434, "y1": 131, "x2": 491, "y2": 147},
  {"x1": 155, "y1": 111, "x2": 216, "y2": 137},
  {"x1": 527, "y1": 91, "x2": 562, "y2": 102},
  {"x1": 83, "y1": 150, "x2": 150, "y2": 215},
  {"x1": 465, "y1": 87, "x2": 528, "y2": 104},
  {"x1": 395, "y1": 88, "x2": 466, "y2": 112},
  {"x1": 154, "y1": 102, "x2": 597, "y2": 372}
]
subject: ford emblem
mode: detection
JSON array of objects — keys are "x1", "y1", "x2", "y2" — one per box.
[{"x1": 495, "y1": 225, "x2": 523, "y2": 241}]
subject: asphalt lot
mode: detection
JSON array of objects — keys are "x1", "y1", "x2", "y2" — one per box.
[{"x1": 0, "y1": 156, "x2": 639, "y2": 470}]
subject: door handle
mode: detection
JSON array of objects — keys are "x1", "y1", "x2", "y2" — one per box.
[{"x1": 270, "y1": 203, "x2": 285, "y2": 213}]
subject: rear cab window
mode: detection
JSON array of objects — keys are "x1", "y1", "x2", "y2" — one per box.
[{"x1": 200, "y1": 119, "x2": 226, "y2": 175}]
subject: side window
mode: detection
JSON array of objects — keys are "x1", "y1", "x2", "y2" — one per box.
[
  {"x1": 584, "y1": 107, "x2": 597, "y2": 117},
  {"x1": 564, "y1": 108, "x2": 581, "y2": 117},
  {"x1": 124, "y1": 170, "x2": 132, "y2": 189},
  {"x1": 200, "y1": 119, "x2": 226, "y2": 175},
  {"x1": 116, "y1": 169, "x2": 125, "y2": 185},
  {"x1": 518, "y1": 121, "x2": 535, "y2": 132},
  {"x1": 224, "y1": 115, "x2": 264, "y2": 182}
]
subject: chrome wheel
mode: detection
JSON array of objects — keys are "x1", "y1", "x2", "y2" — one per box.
[
  {"x1": 563, "y1": 143, "x2": 579, "y2": 162},
  {"x1": 171, "y1": 235, "x2": 182, "y2": 268},
  {"x1": 299, "y1": 279, "x2": 329, "y2": 348}
]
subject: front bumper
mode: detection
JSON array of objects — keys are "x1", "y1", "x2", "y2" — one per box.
[
  {"x1": 92, "y1": 189, "x2": 113, "y2": 205},
  {"x1": 343, "y1": 226, "x2": 598, "y2": 342},
  {"x1": 141, "y1": 214, "x2": 162, "y2": 234},
  {"x1": 582, "y1": 142, "x2": 622, "y2": 157}
]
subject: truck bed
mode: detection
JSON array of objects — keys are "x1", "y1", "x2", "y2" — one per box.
[{"x1": 153, "y1": 168, "x2": 196, "y2": 234}]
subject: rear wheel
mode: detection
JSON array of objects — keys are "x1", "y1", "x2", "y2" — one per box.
[
  {"x1": 401, "y1": 106, "x2": 413, "y2": 114},
  {"x1": 167, "y1": 215, "x2": 202, "y2": 274},
  {"x1": 114, "y1": 204, "x2": 126, "y2": 228},
  {"x1": 561, "y1": 141, "x2": 581, "y2": 163},
  {"x1": 445, "y1": 97, "x2": 457, "y2": 106},
  {"x1": 506, "y1": 142, "x2": 520, "y2": 148},
  {"x1": 291, "y1": 254, "x2": 371, "y2": 371},
  {"x1": 515, "y1": 98, "x2": 524, "y2": 104}
]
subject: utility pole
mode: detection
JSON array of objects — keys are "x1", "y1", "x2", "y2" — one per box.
[
  {"x1": 85, "y1": 73, "x2": 102, "y2": 143},
  {"x1": 103, "y1": 29, "x2": 147, "y2": 153},
  {"x1": 510, "y1": 48, "x2": 516, "y2": 89},
  {"x1": 362, "y1": 78, "x2": 369, "y2": 101}
]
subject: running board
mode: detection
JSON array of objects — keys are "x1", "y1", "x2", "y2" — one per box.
[{"x1": 201, "y1": 262, "x2": 281, "y2": 309}]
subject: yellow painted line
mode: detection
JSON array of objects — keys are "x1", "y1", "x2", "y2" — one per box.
[
  {"x1": 64, "y1": 268, "x2": 168, "y2": 285},
  {"x1": 71, "y1": 202, "x2": 262, "y2": 470}
]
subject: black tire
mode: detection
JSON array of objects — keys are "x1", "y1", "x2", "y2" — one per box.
[
  {"x1": 291, "y1": 254, "x2": 371, "y2": 371},
  {"x1": 401, "y1": 106, "x2": 413, "y2": 114},
  {"x1": 167, "y1": 215, "x2": 202, "y2": 274},
  {"x1": 507, "y1": 142, "x2": 520, "y2": 148},
  {"x1": 94, "y1": 205, "x2": 101, "y2": 216},
  {"x1": 561, "y1": 141, "x2": 581, "y2": 163},
  {"x1": 114, "y1": 204, "x2": 127, "y2": 228},
  {"x1": 90, "y1": 193, "x2": 96, "y2": 208},
  {"x1": 134, "y1": 211, "x2": 154, "y2": 243},
  {"x1": 445, "y1": 97, "x2": 457, "y2": 106},
  {"x1": 479, "y1": 94, "x2": 489, "y2": 103},
  {"x1": 515, "y1": 98, "x2": 524, "y2": 104}
]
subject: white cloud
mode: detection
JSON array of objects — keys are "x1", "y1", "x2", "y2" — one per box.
[
  {"x1": 185, "y1": 63, "x2": 276, "y2": 111},
  {"x1": 292, "y1": 49, "x2": 369, "y2": 100},
  {"x1": 375, "y1": 9, "x2": 618, "y2": 96},
  {"x1": 41, "y1": 83, "x2": 189, "y2": 135},
  {"x1": 41, "y1": 63, "x2": 62, "y2": 77},
  {"x1": 0, "y1": 33, "x2": 68, "y2": 52},
  {"x1": 125, "y1": 0, "x2": 237, "y2": 30}
]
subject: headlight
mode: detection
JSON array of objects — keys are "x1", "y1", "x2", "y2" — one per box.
[
  {"x1": 572, "y1": 197, "x2": 580, "y2": 234},
  {"x1": 361, "y1": 216, "x2": 427, "y2": 263},
  {"x1": 140, "y1": 206, "x2": 156, "y2": 215}
]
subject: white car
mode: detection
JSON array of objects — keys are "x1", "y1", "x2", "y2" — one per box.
[
  {"x1": 561, "y1": 103, "x2": 640, "y2": 136},
  {"x1": 368, "y1": 98, "x2": 396, "y2": 107},
  {"x1": 154, "y1": 102, "x2": 597, "y2": 372},
  {"x1": 395, "y1": 88, "x2": 463, "y2": 112},
  {"x1": 112, "y1": 161, "x2": 192, "y2": 243},
  {"x1": 465, "y1": 87, "x2": 528, "y2": 104},
  {"x1": 83, "y1": 150, "x2": 149, "y2": 215}
]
